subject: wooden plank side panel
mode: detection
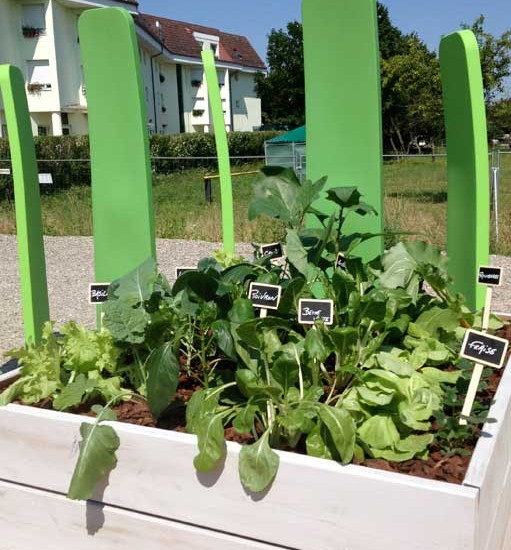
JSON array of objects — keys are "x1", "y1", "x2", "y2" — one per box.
[
  {"x1": 463, "y1": 363, "x2": 511, "y2": 550},
  {"x1": 0, "y1": 480, "x2": 278, "y2": 550},
  {"x1": 0, "y1": 404, "x2": 477, "y2": 550}
]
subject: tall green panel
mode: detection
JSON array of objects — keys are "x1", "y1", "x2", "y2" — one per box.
[
  {"x1": 440, "y1": 31, "x2": 489, "y2": 310},
  {"x1": 0, "y1": 65, "x2": 49, "y2": 344},
  {"x1": 78, "y1": 8, "x2": 156, "y2": 288},
  {"x1": 202, "y1": 49, "x2": 235, "y2": 254},
  {"x1": 303, "y1": 0, "x2": 383, "y2": 260}
]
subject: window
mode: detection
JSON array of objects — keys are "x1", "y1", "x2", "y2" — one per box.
[
  {"x1": 27, "y1": 60, "x2": 51, "y2": 90},
  {"x1": 217, "y1": 70, "x2": 226, "y2": 87},
  {"x1": 191, "y1": 69, "x2": 203, "y2": 88},
  {"x1": 1, "y1": 125, "x2": 8, "y2": 138},
  {"x1": 37, "y1": 126, "x2": 49, "y2": 136},
  {"x1": 22, "y1": 4, "x2": 45, "y2": 33}
]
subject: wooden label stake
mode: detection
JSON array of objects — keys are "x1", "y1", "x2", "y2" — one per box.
[{"x1": 459, "y1": 266, "x2": 505, "y2": 425}]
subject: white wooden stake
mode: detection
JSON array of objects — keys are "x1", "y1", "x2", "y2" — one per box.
[
  {"x1": 459, "y1": 287, "x2": 493, "y2": 425},
  {"x1": 259, "y1": 308, "x2": 268, "y2": 319}
]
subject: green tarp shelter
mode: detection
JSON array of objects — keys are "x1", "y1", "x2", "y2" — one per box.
[{"x1": 264, "y1": 125, "x2": 306, "y2": 180}]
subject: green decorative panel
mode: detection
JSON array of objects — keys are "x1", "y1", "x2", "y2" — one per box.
[
  {"x1": 440, "y1": 31, "x2": 489, "y2": 310},
  {"x1": 201, "y1": 49, "x2": 235, "y2": 254},
  {"x1": 303, "y1": 0, "x2": 383, "y2": 260},
  {"x1": 78, "y1": 8, "x2": 156, "y2": 291},
  {"x1": 0, "y1": 65, "x2": 49, "y2": 344}
]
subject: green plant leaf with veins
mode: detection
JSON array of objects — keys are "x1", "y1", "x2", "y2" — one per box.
[
  {"x1": 146, "y1": 342, "x2": 180, "y2": 418},
  {"x1": 239, "y1": 430, "x2": 280, "y2": 492},
  {"x1": 67, "y1": 405, "x2": 120, "y2": 501}
]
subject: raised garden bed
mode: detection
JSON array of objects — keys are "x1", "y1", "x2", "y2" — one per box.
[{"x1": 0, "y1": 358, "x2": 510, "y2": 550}]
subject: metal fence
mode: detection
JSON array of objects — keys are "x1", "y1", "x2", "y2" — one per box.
[{"x1": 0, "y1": 152, "x2": 508, "y2": 218}]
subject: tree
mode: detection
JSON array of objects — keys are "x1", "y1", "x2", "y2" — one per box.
[
  {"x1": 381, "y1": 36, "x2": 443, "y2": 153},
  {"x1": 462, "y1": 15, "x2": 511, "y2": 101},
  {"x1": 487, "y1": 98, "x2": 511, "y2": 139},
  {"x1": 255, "y1": 22, "x2": 305, "y2": 128}
]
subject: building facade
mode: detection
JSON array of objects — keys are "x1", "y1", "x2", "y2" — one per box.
[{"x1": 0, "y1": 0, "x2": 265, "y2": 137}]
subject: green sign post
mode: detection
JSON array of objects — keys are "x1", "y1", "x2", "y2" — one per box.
[
  {"x1": 202, "y1": 49, "x2": 235, "y2": 254},
  {"x1": 0, "y1": 65, "x2": 49, "y2": 344},
  {"x1": 78, "y1": 8, "x2": 156, "y2": 303},
  {"x1": 303, "y1": 0, "x2": 384, "y2": 261},
  {"x1": 440, "y1": 31, "x2": 490, "y2": 310}
]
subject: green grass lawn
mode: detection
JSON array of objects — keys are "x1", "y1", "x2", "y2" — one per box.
[{"x1": 0, "y1": 154, "x2": 510, "y2": 255}]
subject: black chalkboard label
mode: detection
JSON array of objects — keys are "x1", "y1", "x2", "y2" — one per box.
[
  {"x1": 249, "y1": 282, "x2": 282, "y2": 310},
  {"x1": 478, "y1": 266, "x2": 502, "y2": 287},
  {"x1": 460, "y1": 329, "x2": 509, "y2": 369},
  {"x1": 89, "y1": 283, "x2": 110, "y2": 304},
  {"x1": 336, "y1": 253, "x2": 347, "y2": 271},
  {"x1": 298, "y1": 299, "x2": 334, "y2": 325},
  {"x1": 260, "y1": 242, "x2": 284, "y2": 260},
  {"x1": 175, "y1": 267, "x2": 196, "y2": 278}
]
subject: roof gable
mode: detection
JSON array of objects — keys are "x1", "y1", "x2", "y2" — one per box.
[{"x1": 137, "y1": 13, "x2": 265, "y2": 70}]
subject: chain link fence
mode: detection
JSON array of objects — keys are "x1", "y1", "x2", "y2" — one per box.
[{"x1": 0, "y1": 151, "x2": 509, "y2": 253}]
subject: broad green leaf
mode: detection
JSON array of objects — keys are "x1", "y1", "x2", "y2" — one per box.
[
  {"x1": 236, "y1": 319, "x2": 261, "y2": 348},
  {"x1": 110, "y1": 257, "x2": 158, "y2": 306},
  {"x1": 415, "y1": 306, "x2": 459, "y2": 338},
  {"x1": 103, "y1": 300, "x2": 150, "y2": 344},
  {"x1": 229, "y1": 299, "x2": 255, "y2": 325},
  {"x1": 236, "y1": 369, "x2": 282, "y2": 400},
  {"x1": 172, "y1": 271, "x2": 219, "y2": 302},
  {"x1": 186, "y1": 389, "x2": 219, "y2": 434},
  {"x1": 317, "y1": 405, "x2": 356, "y2": 464},
  {"x1": 53, "y1": 374, "x2": 97, "y2": 411},
  {"x1": 271, "y1": 356, "x2": 299, "y2": 395},
  {"x1": 286, "y1": 229, "x2": 309, "y2": 277},
  {"x1": 67, "y1": 408, "x2": 120, "y2": 501},
  {"x1": 326, "y1": 186, "x2": 361, "y2": 209},
  {"x1": 0, "y1": 377, "x2": 27, "y2": 406},
  {"x1": 146, "y1": 342, "x2": 180, "y2": 418},
  {"x1": 278, "y1": 277, "x2": 306, "y2": 314},
  {"x1": 232, "y1": 404, "x2": 258, "y2": 434},
  {"x1": 239, "y1": 431, "x2": 280, "y2": 492},
  {"x1": 328, "y1": 327, "x2": 358, "y2": 358},
  {"x1": 306, "y1": 422, "x2": 333, "y2": 460},
  {"x1": 357, "y1": 385, "x2": 395, "y2": 407},
  {"x1": 211, "y1": 320, "x2": 236, "y2": 360},
  {"x1": 376, "y1": 352, "x2": 415, "y2": 376},
  {"x1": 358, "y1": 415, "x2": 400, "y2": 450},
  {"x1": 248, "y1": 167, "x2": 300, "y2": 224},
  {"x1": 278, "y1": 405, "x2": 317, "y2": 436},
  {"x1": 379, "y1": 242, "x2": 418, "y2": 292},
  {"x1": 371, "y1": 434, "x2": 434, "y2": 461},
  {"x1": 421, "y1": 367, "x2": 461, "y2": 386},
  {"x1": 193, "y1": 413, "x2": 226, "y2": 472},
  {"x1": 304, "y1": 327, "x2": 329, "y2": 362}
]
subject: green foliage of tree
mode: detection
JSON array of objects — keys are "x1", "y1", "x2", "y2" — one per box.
[
  {"x1": 488, "y1": 98, "x2": 511, "y2": 139},
  {"x1": 462, "y1": 15, "x2": 511, "y2": 101},
  {"x1": 255, "y1": 22, "x2": 305, "y2": 128},
  {"x1": 381, "y1": 36, "x2": 443, "y2": 153}
]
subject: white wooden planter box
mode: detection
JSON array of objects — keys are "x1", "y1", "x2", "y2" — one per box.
[{"x1": 1, "y1": 361, "x2": 511, "y2": 550}]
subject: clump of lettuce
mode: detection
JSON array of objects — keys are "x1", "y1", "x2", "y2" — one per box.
[{"x1": 0, "y1": 321, "x2": 128, "y2": 410}]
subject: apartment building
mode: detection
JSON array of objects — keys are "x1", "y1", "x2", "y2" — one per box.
[{"x1": 0, "y1": 0, "x2": 265, "y2": 137}]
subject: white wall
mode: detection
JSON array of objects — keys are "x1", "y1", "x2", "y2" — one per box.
[
  {"x1": 231, "y1": 72, "x2": 261, "y2": 131},
  {"x1": 53, "y1": 0, "x2": 83, "y2": 111}
]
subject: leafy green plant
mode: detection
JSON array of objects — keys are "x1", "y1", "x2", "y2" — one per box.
[{"x1": 0, "y1": 167, "x2": 501, "y2": 499}]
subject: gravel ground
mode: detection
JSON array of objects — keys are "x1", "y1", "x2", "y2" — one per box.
[{"x1": 1, "y1": 234, "x2": 510, "y2": 358}]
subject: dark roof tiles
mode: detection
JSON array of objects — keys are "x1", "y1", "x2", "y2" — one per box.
[{"x1": 137, "y1": 13, "x2": 265, "y2": 70}]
